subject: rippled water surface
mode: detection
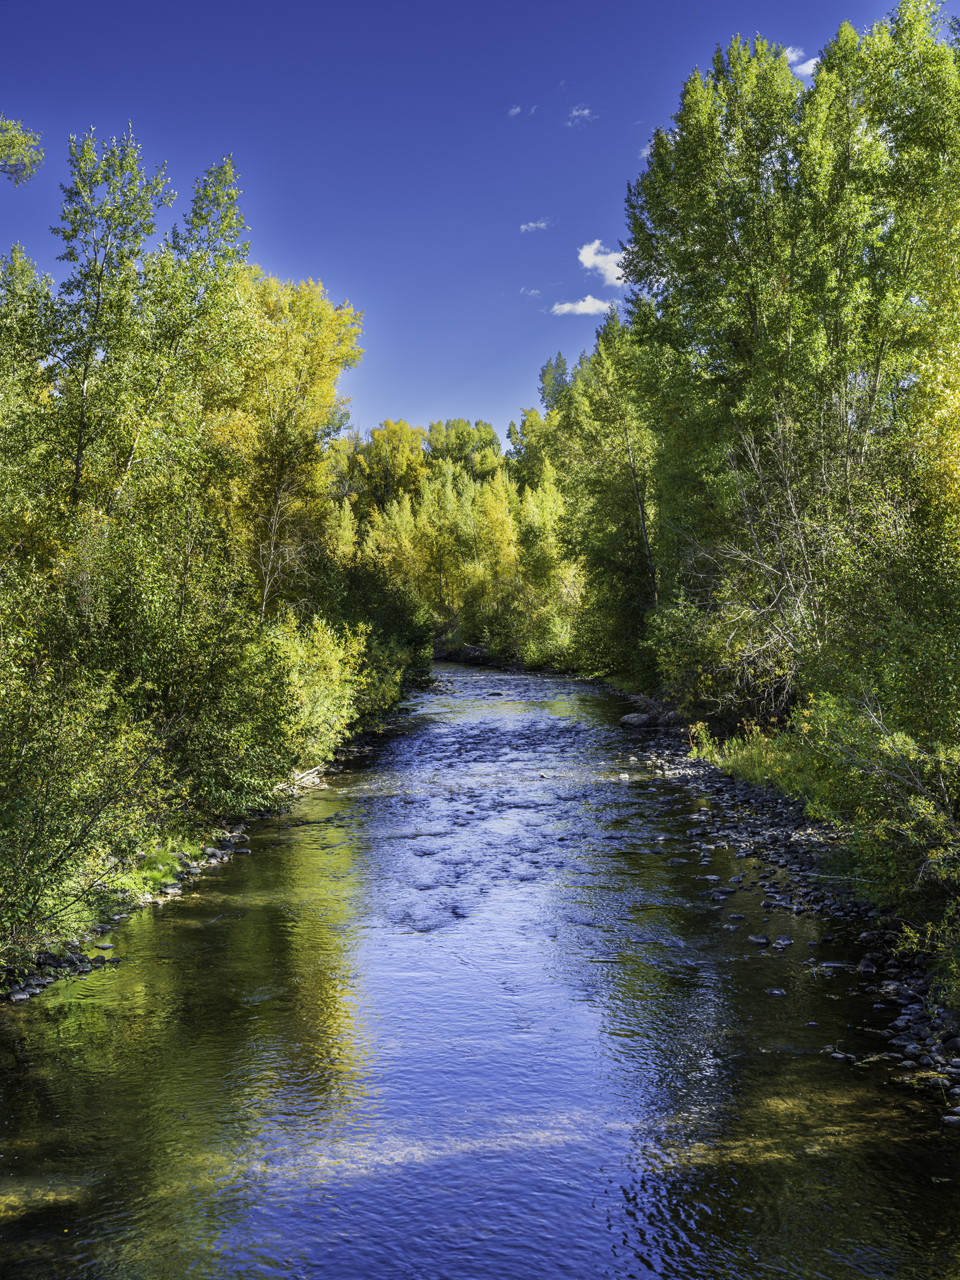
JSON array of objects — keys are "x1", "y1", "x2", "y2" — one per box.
[{"x1": 3, "y1": 664, "x2": 960, "y2": 1279}]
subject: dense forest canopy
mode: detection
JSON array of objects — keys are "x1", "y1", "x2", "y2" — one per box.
[{"x1": 5, "y1": 0, "x2": 960, "y2": 997}]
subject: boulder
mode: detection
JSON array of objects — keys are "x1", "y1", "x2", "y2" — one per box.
[{"x1": 620, "y1": 713, "x2": 652, "y2": 728}]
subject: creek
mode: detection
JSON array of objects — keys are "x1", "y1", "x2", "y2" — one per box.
[{"x1": 2, "y1": 663, "x2": 960, "y2": 1279}]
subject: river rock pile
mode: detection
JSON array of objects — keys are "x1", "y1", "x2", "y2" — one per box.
[{"x1": 623, "y1": 722, "x2": 960, "y2": 1114}]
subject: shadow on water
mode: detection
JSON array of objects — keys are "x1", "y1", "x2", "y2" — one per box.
[{"x1": 2, "y1": 662, "x2": 960, "y2": 1279}]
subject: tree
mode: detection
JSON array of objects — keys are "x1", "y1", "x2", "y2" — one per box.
[
  {"x1": 0, "y1": 115, "x2": 43, "y2": 185},
  {"x1": 539, "y1": 351, "x2": 569, "y2": 412}
]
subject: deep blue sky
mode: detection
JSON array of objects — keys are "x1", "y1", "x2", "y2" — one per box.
[{"x1": 2, "y1": 0, "x2": 886, "y2": 437}]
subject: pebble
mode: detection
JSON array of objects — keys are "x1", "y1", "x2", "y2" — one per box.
[
  {"x1": 749, "y1": 935, "x2": 770, "y2": 946},
  {"x1": 766, "y1": 988, "x2": 787, "y2": 997}
]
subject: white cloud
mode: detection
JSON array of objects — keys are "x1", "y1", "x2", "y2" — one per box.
[
  {"x1": 566, "y1": 104, "x2": 597, "y2": 127},
  {"x1": 551, "y1": 295, "x2": 611, "y2": 316},
  {"x1": 508, "y1": 105, "x2": 521, "y2": 116},
  {"x1": 784, "y1": 45, "x2": 819, "y2": 77},
  {"x1": 520, "y1": 286, "x2": 540, "y2": 297},
  {"x1": 521, "y1": 218, "x2": 550, "y2": 233},
  {"x1": 530, "y1": 105, "x2": 538, "y2": 114},
  {"x1": 640, "y1": 144, "x2": 652, "y2": 159},
  {"x1": 578, "y1": 239, "x2": 622, "y2": 287}
]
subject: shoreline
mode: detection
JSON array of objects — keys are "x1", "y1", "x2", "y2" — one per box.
[{"x1": 6, "y1": 656, "x2": 960, "y2": 1127}]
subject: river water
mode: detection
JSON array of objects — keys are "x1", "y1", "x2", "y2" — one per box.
[{"x1": 2, "y1": 664, "x2": 960, "y2": 1279}]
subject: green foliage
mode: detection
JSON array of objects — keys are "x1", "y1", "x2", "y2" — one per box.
[
  {"x1": 0, "y1": 115, "x2": 43, "y2": 185},
  {"x1": 0, "y1": 125, "x2": 415, "y2": 960}
]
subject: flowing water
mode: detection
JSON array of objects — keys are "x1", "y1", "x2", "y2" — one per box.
[{"x1": 2, "y1": 664, "x2": 960, "y2": 1279}]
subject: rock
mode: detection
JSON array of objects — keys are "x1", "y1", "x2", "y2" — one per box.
[
  {"x1": 728, "y1": 913, "x2": 745, "y2": 920},
  {"x1": 95, "y1": 943, "x2": 114, "y2": 950},
  {"x1": 830, "y1": 1052, "x2": 849, "y2": 1061},
  {"x1": 8, "y1": 991, "x2": 28, "y2": 1003},
  {"x1": 620, "y1": 713, "x2": 652, "y2": 728},
  {"x1": 667, "y1": 858, "x2": 687, "y2": 865},
  {"x1": 942, "y1": 1115, "x2": 960, "y2": 1126},
  {"x1": 722, "y1": 923, "x2": 739, "y2": 931},
  {"x1": 774, "y1": 936, "x2": 794, "y2": 947},
  {"x1": 766, "y1": 988, "x2": 787, "y2": 996},
  {"x1": 943, "y1": 1038, "x2": 960, "y2": 1055},
  {"x1": 749, "y1": 935, "x2": 770, "y2": 946}
]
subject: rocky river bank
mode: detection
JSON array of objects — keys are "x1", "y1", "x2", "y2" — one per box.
[{"x1": 621, "y1": 720, "x2": 960, "y2": 1126}]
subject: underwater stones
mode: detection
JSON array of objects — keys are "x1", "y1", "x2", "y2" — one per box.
[{"x1": 749, "y1": 934, "x2": 770, "y2": 946}]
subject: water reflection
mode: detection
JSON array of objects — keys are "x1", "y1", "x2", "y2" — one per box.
[{"x1": 1, "y1": 663, "x2": 959, "y2": 1278}]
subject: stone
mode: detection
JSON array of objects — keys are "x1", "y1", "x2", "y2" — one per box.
[
  {"x1": 620, "y1": 713, "x2": 652, "y2": 728},
  {"x1": 774, "y1": 936, "x2": 794, "y2": 947},
  {"x1": 748, "y1": 935, "x2": 770, "y2": 946},
  {"x1": 8, "y1": 991, "x2": 28, "y2": 1003},
  {"x1": 766, "y1": 988, "x2": 787, "y2": 996},
  {"x1": 722, "y1": 923, "x2": 739, "y2": 931},
  {"x1": 95, "y1": 943, "x2": 113, "y2": 950},
  {"x1": 942, "y1": 1116, "x2": 960, "y2": 1127}
]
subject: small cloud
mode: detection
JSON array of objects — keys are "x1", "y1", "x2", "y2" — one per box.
[
  {"x1": 551, "y1": 295, "x2": 611, "y2": 316},
  {"x1": 530, "y1": 105, "x2": 538, "y2": 114},
  {"x1": 640, "y1": 144, "x2": 652, "y2": 159},
  {"x1": 565, "y1": 104, "x2": 598, "y2": 127},
  {"x1": 508, "y1": 105, "x2": 521, "y2": 116},
  {"x1": 521, "y1": 218, "x2": 550, "y2": 233},
  {"x1": 578, "y1": 239, "x2": 622, "y2": 287},
  {"x1": 520, "y1": 286, "x2": 541, "y2": 297},
  {"x1": 785, "y1": 45, "x2": 819, "y2": 76}
]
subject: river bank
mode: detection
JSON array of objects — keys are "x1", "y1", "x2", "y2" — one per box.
[{"x1": 6, "y1": 658, "x2": 960, "y2": 1129}]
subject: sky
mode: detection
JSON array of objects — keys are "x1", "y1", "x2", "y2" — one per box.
[{"x1": 1, "y1": 0, "x2": 889, "y2": 439}]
